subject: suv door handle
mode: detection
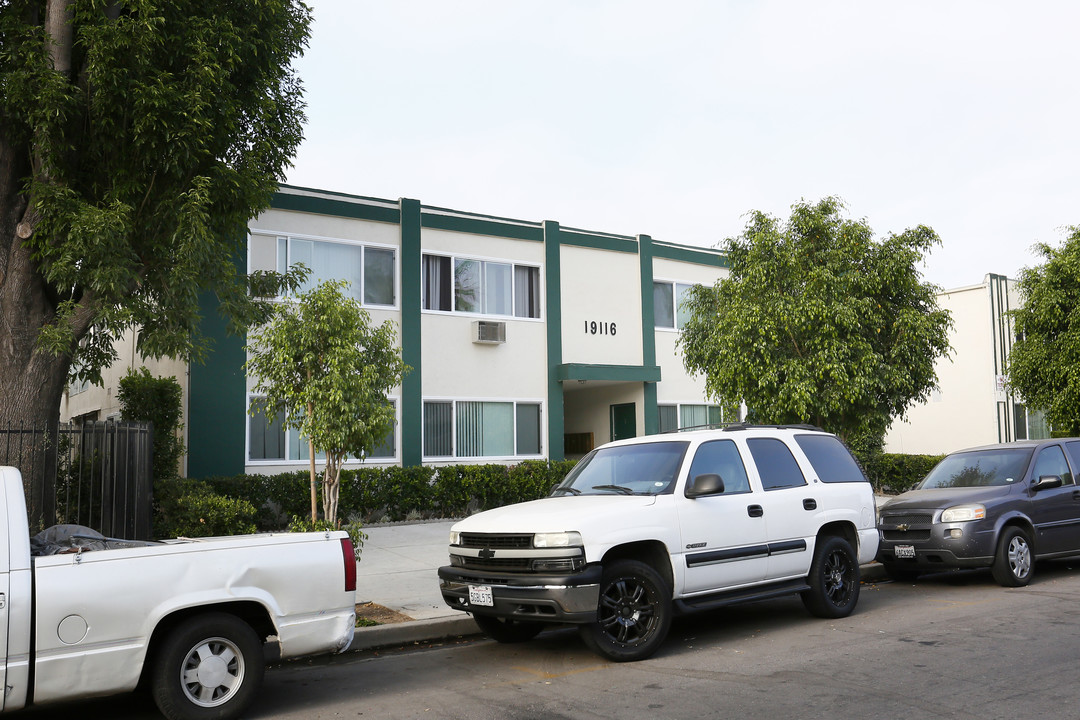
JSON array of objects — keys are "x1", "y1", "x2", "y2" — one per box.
[
  {"x1": 748, "y1": 505, "x2": 764, "y2": 518},
  {"x1": 803, "y1": 498, "x2": 817, "y2": 511}
]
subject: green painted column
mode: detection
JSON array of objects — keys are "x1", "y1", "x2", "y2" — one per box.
[
  {"x1": 544, "y1": 221, "x2": 565, "y2": 461},
  {"x1": 638, "y1": 234, "x2": 658, "y2": 436},
  {"x1": 188, "y1": 287, "x2": 246, "y2": 478},
  {"x1": 400, "y1": 198, "x2": 423, "y2": 466}
]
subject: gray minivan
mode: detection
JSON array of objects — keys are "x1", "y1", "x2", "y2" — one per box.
[{"x1": 877, "y1": 439, "x2": 1080, "y2": 586}]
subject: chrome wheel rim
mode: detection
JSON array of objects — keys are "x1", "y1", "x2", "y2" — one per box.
[
  {"x1": 1008, "y1": 536, "x2": 1031, "y2": 580},
  {"x1": 180, "y1": 636, "x2": 245, "y2": 707}
]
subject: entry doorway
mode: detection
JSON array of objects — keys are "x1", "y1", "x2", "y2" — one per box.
[{"x1": 610, "y1": 403, "x2": 636, "y2": 442}]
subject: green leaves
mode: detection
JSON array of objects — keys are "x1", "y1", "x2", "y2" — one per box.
[
  {"x1": 245, "y1": 279, "x2": 410, "y2": 522},
  {"x1": 1007, "y1": 226, "x2": 1080, "y2": 435},
  {"x1": 679, "y1": 197, "x2": 952, "y2": 455},
  {"x1": 1, "y1": 0, "x2": 313, "y2": 380}
]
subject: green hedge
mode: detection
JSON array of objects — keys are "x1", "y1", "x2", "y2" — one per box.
[
  {"x1": 862, "y1": 453, "x2": 945, "y2": 495},
  {"x1": 152, "y1": 459, "x2": 578, "y2": 540}
]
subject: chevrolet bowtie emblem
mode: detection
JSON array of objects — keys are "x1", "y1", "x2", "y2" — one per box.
[
  {"x1": 478, "y1": 547, "x2": 496, "y2": 560},
  {"x1": 896, "y1": 524, "x2": 909, "y2": 532}
]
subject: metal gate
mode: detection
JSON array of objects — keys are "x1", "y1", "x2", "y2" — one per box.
[{"x1": 0, "y1": 421, "x2": 154, "y2": 540}]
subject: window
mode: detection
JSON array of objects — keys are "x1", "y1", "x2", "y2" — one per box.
[
  {"x1": 252, "y1": 235, "x2": 396, "y2": 307},
  {"x1": 422, "y1": 253, "x2": 540, "y2": 318},
  {"x1": 423, "y1": 400, "x2": 542, "y2": 458},
  {"x1": 657, "y1": 403, "x2": 731, "y2": 432},
  {"x1": 746, "y1": 438, "x2": 807, "y2": 490},
  {"x1": 687, "y1": 440, "x2": 750, "y2": 494},
  {"x1": 248, "y1": 397, "x2": 397, "y2": 462},
  {"x1": 794, "y1": 435, "x2": 867, "y2": 484},
  {"x1": 653, "y1": 281, "x2": 695, "y2": 329},
  {"x1": 1032, "y1": 445, "x2": 1073, "y2": 485}
]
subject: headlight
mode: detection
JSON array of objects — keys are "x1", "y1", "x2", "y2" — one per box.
[
  {"x1": 941, "y1": 505, "x2": 986, "y2": 522},
  {"x1": 449, "y1": 530, "x2": 460, "y2": 545},
  {"x1": 533, "y1": 531, "x2": 582, "y2": 548}
]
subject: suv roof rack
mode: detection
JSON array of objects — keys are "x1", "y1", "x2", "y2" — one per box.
[
  {"x1": 722, "y1": 423, "x2": 824, "y2": 432},
  {"x1": 662, "y1": 422, "x2": 735, "y2": 434}
]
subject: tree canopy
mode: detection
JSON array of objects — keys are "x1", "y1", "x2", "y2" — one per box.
[
  {"x1": 1006, "y1": 226, "x2": 1080, "y2": 436},
  {"x1": 0, "y1": 0, "x2": 311, "y2": 427},
  {"x1": 245, "y1": 280, "x2": 409, "y2": 524},
  {"x1": 679, "y1": 197, "x2": 952, "y2": 455}
]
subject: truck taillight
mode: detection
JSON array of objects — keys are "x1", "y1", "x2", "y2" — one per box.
[{"x1": 341, "y1": 538, "x2": 357, "y2": 592}]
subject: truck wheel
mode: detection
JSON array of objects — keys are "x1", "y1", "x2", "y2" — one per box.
[
  {"x1": 579, "y1": 559, "x2": 672, "y2": 662},
  {"x1": 801, "y1": 536, "x2": 860, "y2": 619},
  {"x1": 151, "y1": 612, "x2": 265, "y2": 720},
  {"x1": 473, "y1": 615, "x2": 544, "y2": 643},
  {"x1": 991, "y1": 526, "x2": 1033, "y2": 587}
]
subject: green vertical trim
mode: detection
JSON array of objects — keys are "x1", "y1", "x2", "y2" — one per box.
[
  {"x1": 544, "y1": 221, "x2": 565, "y2": 461},
  {"x1": 188, "y1": 260, "x2": 247, "y2": 478},
  {"x1": 400, "y1": 198, "x2": 423, "y2": 467},
  {"x1": 639, "y1": 234, "x2": 658, "y2": 436}
]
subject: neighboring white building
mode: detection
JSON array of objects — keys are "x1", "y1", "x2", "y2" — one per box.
[
  {"x1": 884, "y1": 273, "x2": 1048, "y2": 456},
  {"x1": 63, "y1": 185, "x2": 730, "y2": 478}
]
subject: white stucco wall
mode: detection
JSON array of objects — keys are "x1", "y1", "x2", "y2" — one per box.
[
  {"x1": 885, "y1": 281, "x2": 1000, "y2": 455},
  {"x1": 560, "y1": 245, "x2": 643, "y2": 367}
]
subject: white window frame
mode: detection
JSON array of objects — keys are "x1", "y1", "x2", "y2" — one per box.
[
  {"x1": 420, "y1": 251, "x2": 543, "y2": 321},
  {"x1": 248, "y1": 231, "x2": 400, "y2": 310},
  {"x1": 245, "y1": 393, "x2": 400, "y2": 465},
  {"x1": 653, "y1": 280, "x2": 697, "y2": 331},
  {"x1": 421, "y1": 397, "x2": 545, "y2": 461}
]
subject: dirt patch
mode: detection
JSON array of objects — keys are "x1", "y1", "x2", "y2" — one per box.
[{"x1": 356, "y1": 602, "x2": 414, "y2": 625}]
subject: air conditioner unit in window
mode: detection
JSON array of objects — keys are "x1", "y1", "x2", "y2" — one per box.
[{"x1": 472, "y1": 320, "x2": 506, "y2": 344}]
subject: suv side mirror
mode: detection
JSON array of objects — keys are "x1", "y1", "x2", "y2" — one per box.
[
  {"x1": 686, "y1": 473, "x2": 725, "y2": 498},
  {"x1": 1033, "y1": 474, "x2": 1063, "y2": 491}
]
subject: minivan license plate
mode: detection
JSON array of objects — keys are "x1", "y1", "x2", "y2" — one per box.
[
  {"x1": 894, "y1": 545, "x2": 916, "y2": 559},
  {"x1": 469, "y1": 585, "x2": 494, "y2": 607}
]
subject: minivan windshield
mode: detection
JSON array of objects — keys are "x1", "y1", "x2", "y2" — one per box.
[
  {"x1": 918, "y1": 448, "x2": 1034, "y2": 489},
  {"x1": 553, "y1": 442, "x2": 689, "y2": 496}
]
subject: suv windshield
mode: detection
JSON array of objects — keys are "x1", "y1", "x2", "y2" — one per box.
[
  {"x1": 918, "y1": 448, "x2": 1035, "y2": 489},
  {"x1": 554, "y1": 442, "x2": 689, "y2": 496}
]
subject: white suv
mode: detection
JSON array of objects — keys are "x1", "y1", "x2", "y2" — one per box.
[{"x1": 438, "y1": 424, "x2": 879, "y2": 661}]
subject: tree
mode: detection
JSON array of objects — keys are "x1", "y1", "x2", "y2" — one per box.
[
  {"x1": 245, "y1": 280, "x2": 408, "y2": 524},
  {"x1": 1006, "y1": 226, "x2": 1080, "y2": 436},
  {"x1": 679, "y1": 197, "x2": 952, "y2": 456},
  {"x1": 0, "y1": 0, "x2": 312, "y2": 431},
  {"x1": 117, "y1": 367, "x2": 184, "y2": 482}
]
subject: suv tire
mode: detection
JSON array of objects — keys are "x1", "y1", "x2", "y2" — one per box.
[
  {"x1": 801, "y1": 536, "x2": 860, "y2": 618},
  {"x1": 579, "y1": 559, "x2": 672, "y2": 662}
]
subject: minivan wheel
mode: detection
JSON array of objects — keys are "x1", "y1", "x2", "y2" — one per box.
[{"x1": 991, "y1": 526, "x2": 1033, "y2": 587}]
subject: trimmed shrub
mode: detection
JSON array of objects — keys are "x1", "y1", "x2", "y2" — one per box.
[
  {"x1": 153, "y1": 479, "x2": 258, "y2": 539},
  {"x1": 863, "y1": 453, "x2": 945, "y2": 494}
]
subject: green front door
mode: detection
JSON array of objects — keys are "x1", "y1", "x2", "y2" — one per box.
[{"x1": 610, "y1": 403, "x2": 636, "y2": 442}]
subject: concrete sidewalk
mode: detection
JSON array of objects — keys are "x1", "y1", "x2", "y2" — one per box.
[{"x1": 347, "y1": 514, "x2": 890, "y2": 652}]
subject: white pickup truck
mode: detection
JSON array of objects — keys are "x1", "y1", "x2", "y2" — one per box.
[
  {"x1": 439, "y1": 424, "x2": 879, "y2": 661},
  {"x1": 0, "y1": 466, "x2": 356, "y2": 720}
]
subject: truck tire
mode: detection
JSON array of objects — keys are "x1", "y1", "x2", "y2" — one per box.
[
  {"x1": 578, "y1": 559, "x2": 672, "y2": 662},
  {"x1": 473, "y1": 614, "x2": 544, "y2": 643},
  {"x1": 801, "y1": 536, "x2": 860, "y2": 619},
  {"x1": 991, "y1": 526, "x2": 1033, "y2": 587},
  {"x1": 151, "y1": 612, "x2": 265, "y2": 720}
]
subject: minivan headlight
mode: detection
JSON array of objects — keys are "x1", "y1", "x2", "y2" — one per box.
[
  {"x1": 941, "y1": 505, "x2": 986, "y2": 522},
  {"x1": 533, "y1": 531, "x2": 582, "y2": 548}
]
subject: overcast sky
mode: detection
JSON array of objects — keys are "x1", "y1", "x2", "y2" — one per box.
[{"x1": 285, "y1": 1, "x2": 1080, "y2": 289}]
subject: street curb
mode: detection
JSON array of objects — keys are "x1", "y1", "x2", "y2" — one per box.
[
  {"x1": 346, "y1": 562, "x2": 889, "y2": 653},
  {"x1": 347, "y1": 615, "x2": 481, "y2": 653}
]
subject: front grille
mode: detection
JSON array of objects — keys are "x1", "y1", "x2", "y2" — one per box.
[
  {"x1": 883, "y1": 530, "x2": 932, "y2": 542},
  {"x1": 880, "y1": 513, "x2": 933, "y2": 527},
  {"x1": 460, "y1": 533, "x2": 532, "y2": 549},
  {"x1": 458, "y1": 556, "x2": 533, "y2": 572}
]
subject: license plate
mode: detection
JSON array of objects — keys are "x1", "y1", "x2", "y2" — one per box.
[
  {"x1": 468, "y1": 585, "x2": 494, "y2": 607},
  {"x1": 894, "y1": 545, "x2": 916, "y2": 559}
]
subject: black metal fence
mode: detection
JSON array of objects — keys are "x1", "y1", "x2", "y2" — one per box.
[{"x1": 0, "y1": 421, "x2": 154, "y2": 540}]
